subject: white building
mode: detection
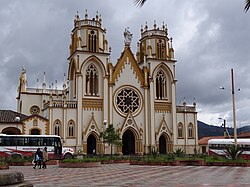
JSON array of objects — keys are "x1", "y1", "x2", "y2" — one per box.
[{"x1": 15, "y1": 12, "x2": 198, "y2": 155}]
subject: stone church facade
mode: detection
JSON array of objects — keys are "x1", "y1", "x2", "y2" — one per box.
[{"x1": 15, "y1": 12, "x2": 198, "y2": 155}]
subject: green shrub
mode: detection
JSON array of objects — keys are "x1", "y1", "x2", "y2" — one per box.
[{"x1": 61, "y1": 157, "x2": 100, "y2": 163}]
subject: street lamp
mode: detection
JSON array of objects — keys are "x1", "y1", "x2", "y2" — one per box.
[
  {"x1": 102, "y1": 120, "x2": 107, "y2": 155},
  {"x1": 218, "y1": 118, "x2": 226, "y2": 137},
  {"x1": 219, "y1": 68, "x2": 237, "y2": 146},
  {"x1": 103, "y1": 120, "x2": 107, "y2": 128}
]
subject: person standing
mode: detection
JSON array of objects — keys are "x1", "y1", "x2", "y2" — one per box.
[
  {"x1": 42, "y1": 147, "x2": 48, "y2": 169},
  {"x1": 33, "y1": 148, "x2": 43, "y2": 169}
]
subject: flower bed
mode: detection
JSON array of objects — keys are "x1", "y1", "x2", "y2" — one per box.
[{"x1": 0, "y1": 164, "x2": 9, "y2": 170}]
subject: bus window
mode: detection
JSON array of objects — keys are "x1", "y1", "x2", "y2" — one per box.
[
  {"x1": 38, "y1": 138, "x2": 43, "y2": 146},
  {"x1": 17, "y1": 137, "x2": 24, "y2": 146},
  {"x1": 0, "y1": 137, "x2": 2, "y2": 146},
  {"x1": 29, "y1": 138, "x2": 38, "y2": 146}
]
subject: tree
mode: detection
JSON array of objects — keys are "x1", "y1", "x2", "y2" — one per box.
[
  {"x1": 245, "y1": 0, "x2": 250, "y2": 12},
  {"x1": 100, "y1": 124, "x2": 122, "y2": 157}
]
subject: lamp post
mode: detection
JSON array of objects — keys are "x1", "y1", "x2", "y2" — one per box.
[
  {"x1": 103, "y1": 120, "x2": 107, "y2": 155},
  {"x1": 219, "y1": 68, "x2": 237, "y2": 146},
  {"x1": 218, "y1": 118, "x2": 226, "y2": 137}
]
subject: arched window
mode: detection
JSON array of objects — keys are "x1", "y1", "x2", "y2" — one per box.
[
  {"x1": 156, "y1": 70, "x2": 167, "y2": 100},
  {"x1": 54, "y1": 120, "x2": 61, "y2": 136},
  {"x1": 68, "y1": 121, "x2": 75, "y2": 137},
  {"x1": 33, "y1": 119, "x2": 38, "y2": 126},
  {"x1": 178, "y1": 123, "x2": 183, "y2": 138},
  {"x1": 85, "y1": 64, "x2": 99, "y2": 96},
  {"x1": 157, "y1": 40, "x2": 165, "y2": 59},
  {"x1": 188, "y1": 123, "x2": 194, "y2": 138},
  {"x1": 88, "y1": 30, "x2": 97, "y2": 52}
]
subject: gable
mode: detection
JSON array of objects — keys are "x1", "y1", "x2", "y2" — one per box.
[{"x1": 112, "y1": 47, "x2": 144, "y2": 87}]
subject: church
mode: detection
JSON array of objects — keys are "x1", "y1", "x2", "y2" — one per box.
[{"x1": 14, "y1": 11, "x2": 198, "y2": 155}]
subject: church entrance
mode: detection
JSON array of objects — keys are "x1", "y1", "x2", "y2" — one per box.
[
  {"x1": 2, "y1": 127, "x2": 21, "y2": 135},
  {"x1": 31, "y1": 129, "x2": 41, "y2": 135},
  {"x1": 87, "y1": 134, "x2": 96, "y2": 155},
  {"x1": 159, "y1": 135, "x2": 167, "y2": 154},
  {"x1": 122, "y1": 129, "x2": 135, "y2": 155}
]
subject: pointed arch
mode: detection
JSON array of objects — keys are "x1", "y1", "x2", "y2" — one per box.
[
  {"x1": 85, "y1": 63, "x2": 99, "y2": 96},
  {"x1": 67, "y1": 120, "x2": 75, "y2": 137},
  {"x1": 54, "y1": 119, "x2": 62, "y2": 136},
  {"x1": 188, "y1": 123, "x2": 194, "y2": 138},
  {"x1": 81, "y1": 55, "x2": 106, "y2": 98},
  {"x1": 177, "y1": 122, "x2": 184, "y2": 138},
  {"x1": 152, "y1": 63, "x2": 174, "y2": 101},
  {"x1": 158, "y1": 132, "x2": 171, "y2": 154},
  {"x1": 87, "y1": 132, "x2": 98, "y2": 155}
]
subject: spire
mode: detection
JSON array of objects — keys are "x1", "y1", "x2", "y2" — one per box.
[
  {"x1": 42, "y1": 72, "x2": 46, "y2": 87},
  {"x1": 85, "y1": 9, "x2": 88, "y2": 19},
  {"x1": 36, "y1": 78, "x2": 39, "y2": 92},
  {"x1": 96, "y1": 11, "x2": 99, "y2": 20},
  {"x1": 63, "y1": 73, "x2": 66, "y2": 89},
  {"x1": 183, "y1": 97, "x2": 186, "y2": 106},
  {"x1": 154, "y1": 20, "x2": 157, "y2": 30}
]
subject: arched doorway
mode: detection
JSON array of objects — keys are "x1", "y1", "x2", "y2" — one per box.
[
  {"x1": 87, "y1": 134, "x2": 96, "y2": 155},
  {"x1": 31, "y1": 129, "x2": 40, "y2": 135},
  {"x1": 2, "y1": 127, "x2": 21, "y2": 135},
  {"x1": 122, "y1": 129, "x2": 135, "y2": 155},
  {"x1": 159, "y1": 135, "x2": 167, "y2": 154}
]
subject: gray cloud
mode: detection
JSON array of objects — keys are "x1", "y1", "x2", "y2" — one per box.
[{"x1": 0, "y1": 0, "x2": 249, "y2": 128}]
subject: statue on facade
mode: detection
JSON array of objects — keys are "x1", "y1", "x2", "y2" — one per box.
[{"x1": 124, "y1": 27, "x2": 133, "y2": 46}]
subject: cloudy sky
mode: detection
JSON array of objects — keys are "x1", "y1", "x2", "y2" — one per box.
[{"x1": 0, "y1": 0, "x2": 249, "y2": 128}]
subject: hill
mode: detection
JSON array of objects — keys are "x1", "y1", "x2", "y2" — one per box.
[{"x1": 197, "y1": 121, "x2": 250, "y2": 139}]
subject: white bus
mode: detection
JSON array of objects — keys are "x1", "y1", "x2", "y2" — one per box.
[
  {"x1": 0, "y1": 134, "x2": 63, "y2": 159},
  {"x1": 208, "y1": 139, "x2": 250, "y2": 159}
]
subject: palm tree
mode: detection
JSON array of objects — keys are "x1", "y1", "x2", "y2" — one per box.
[
  {"x1": 225, "y1": 145, "x2": 243, "y2": 160},
  {"x1": 245, "y1": 0, "x2": 250, "y2": 12},
  {"x1": 134, "y1": 0, "x2": 147, "y2": 7}
]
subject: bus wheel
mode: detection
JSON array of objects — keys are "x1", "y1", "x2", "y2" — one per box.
[{"x1": 64, "y1": 153, "x2": 73, "y2": 159}]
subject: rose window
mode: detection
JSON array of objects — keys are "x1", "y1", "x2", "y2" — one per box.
[
  {"x1": 30, "y1": 105, "x2": 40, "y2": 115},
  {"x1": 115, "y1": 87, "x2": 142, "y2": 116}
]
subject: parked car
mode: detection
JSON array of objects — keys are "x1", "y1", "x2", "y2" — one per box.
[{"x1": 62, "y1": 147, "x2": 74, "y2": 159}]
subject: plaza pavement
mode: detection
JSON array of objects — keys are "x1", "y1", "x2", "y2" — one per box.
[{"x1": 1, "y1": 163, "x2": 250, "y2": 187}]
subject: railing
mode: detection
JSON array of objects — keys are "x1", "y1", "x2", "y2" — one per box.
[
  {"x1": 26, "y1": 88, "x2": 63, "y2": 94},
  {"x1": 75, "y1": 19, "x2": 102, "y2": 28},
  {"x1": 43, "y1": 100, "x2": 77, "y2": 108},
  {"x1": 141, "y1": 29, "x2": 167, "y2": 38},
  {"x1": 176, "y1": 106, "x2": 196, "y2": 113}
]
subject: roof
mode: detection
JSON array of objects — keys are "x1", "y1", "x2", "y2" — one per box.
[
  {"x1": 198, "y1": 136, "x2": 225, "y2": 145},
  {"x1": 238, "y1": 132, "x2": 250, "y2": 138},
  {"x1": 0, "y1": 110, "x2": 28, "y2": 123}
]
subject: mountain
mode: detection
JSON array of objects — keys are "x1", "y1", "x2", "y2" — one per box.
[{"x1": 197, "y1": 121, "x2": 250, "y2": 139}]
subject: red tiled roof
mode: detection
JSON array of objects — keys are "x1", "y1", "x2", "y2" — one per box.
[
  {"x1": 0, "y1": 110, "x2": 28, "y2": 123},
  {"x1": 198, "y1": 136, "x2": 225, "y2": 145},
  {"x1": 238, "y1": 132, "x2": 250, "y2": 138}
]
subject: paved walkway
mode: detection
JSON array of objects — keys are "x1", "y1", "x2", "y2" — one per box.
[{"x1": 1, "y1": 164, "x2": 250, "y2": 186}]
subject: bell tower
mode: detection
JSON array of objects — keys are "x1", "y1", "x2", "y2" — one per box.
[
  {"x1": 69, "y1": 10, "x2": 109, "y2": 55},
  {"x1": 136, "y1": 21, "x2": 174, "y2": 64}
]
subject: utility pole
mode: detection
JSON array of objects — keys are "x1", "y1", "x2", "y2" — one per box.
[{"x1": 231, "y1": 68, "x2": 237, "y2": 146}]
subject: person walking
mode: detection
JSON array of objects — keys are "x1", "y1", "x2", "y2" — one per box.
[
  {"x1": 33, "y1": 148, "x2": 43, "y2": 169},
  {"x1": 42, "y1": 147, "x2": 48, "y2": 169}
]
